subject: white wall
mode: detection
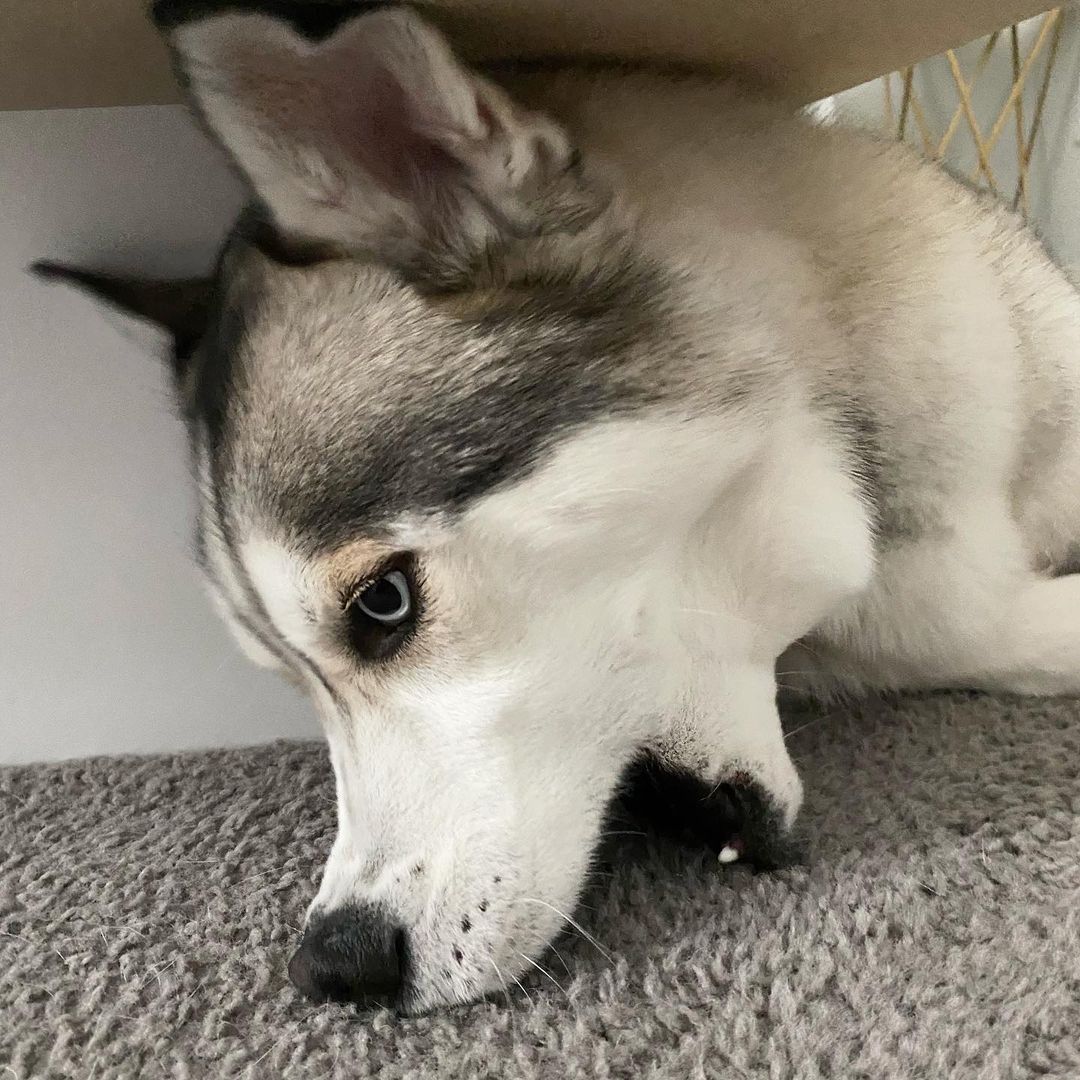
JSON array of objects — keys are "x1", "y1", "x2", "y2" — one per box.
[{"x1": 0, "y1": 105, "x2": 315, "y2": 764}]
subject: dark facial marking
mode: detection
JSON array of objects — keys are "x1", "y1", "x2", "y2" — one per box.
[
  {"x1": 186, "y1": 290, "x2": 246, "y2": 446},
  {"x1": 153, "y1": 0, "x2": 401, "y2": 40},
  {"x1": 204, "y1": 448, "x2": 345, "y2": 708},
  {"x1": 246, "y1": 255, "x2": 678, "y2": 552}
]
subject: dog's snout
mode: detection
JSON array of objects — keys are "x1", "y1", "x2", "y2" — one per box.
[{"x1": 288, "y1": 905, "x2": 407, "y2": 1008}]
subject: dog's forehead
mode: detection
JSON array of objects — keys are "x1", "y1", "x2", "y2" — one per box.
[{"x1": 199, "y1": 247, "x2": 674, "y2": 551}]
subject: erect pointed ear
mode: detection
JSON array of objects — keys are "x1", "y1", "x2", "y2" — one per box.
[
  {"x1": 159, "y1": 6, "x2": 594, "y2": 281},
  {"x1": 31, "y1": 261, "x2": 213, "y2": 372}
]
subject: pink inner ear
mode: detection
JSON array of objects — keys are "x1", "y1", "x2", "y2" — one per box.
[
  {"x1": 207, "y1": 13, "x2": 487, "y2": 220},
  {"x1": 332, "y1": 62, "x2": 465, "y2": 202}
]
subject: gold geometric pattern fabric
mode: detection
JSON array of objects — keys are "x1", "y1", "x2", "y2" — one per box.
[{"x1": 882, "y1": 8, "x2": 1064, "y2": 216}]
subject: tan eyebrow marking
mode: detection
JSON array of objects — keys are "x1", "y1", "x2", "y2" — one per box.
[
  {"x1": 426, "y1": 288, "x2": 511, "y2": 320},
  {"x1": 315, "y1": 538, "x2": 397, "y2": 596}
]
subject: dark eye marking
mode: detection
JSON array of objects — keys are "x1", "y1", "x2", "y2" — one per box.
[{"x1": 342, "y1": 553, "x2": 421, "y2": 662}]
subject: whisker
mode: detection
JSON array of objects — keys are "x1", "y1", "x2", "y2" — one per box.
[
  {"x1": 547, "y1": 940, "x2": 573, "y2": 977},
  {"x1": 484, "y1": 955, "x2": 522, "y2": 1037},
  {"x1": 507, "y1": 970, "x2": 533, "y2": 1003},
  {"x1": 513, "y1": 898, "x2": 614, "y2": 964},
  {"x1": 135, "y1": 956, "x2": 179, "y2": 993},
  {"x1": 703, "y1": 776, "x2": 727, "y2": 801},
  {"x1": 775, "y1": 682, "x2": 807, "y2": 694},
  {"x1": 517, "y1": 951, "x2": 568, "y2": 998},
  {"x1": 789, "y1": 639, "x2": 826, "y2": 662},
  {"x1": 489, "y1": 952, "x2": 532, "y2": 1003},
  {"x1": 486, "y1": 955, "x2": 510, "y2": 1000},
  {"x1": 783, "y1": 716, "x2": 825, "y2": 740}
]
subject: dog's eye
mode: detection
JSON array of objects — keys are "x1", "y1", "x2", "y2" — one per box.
[
  {"x1": 354, "y1": 570, "x2": 412, "y2": 625},
  {"x1": 345, "y1": 564, "x2": 418, "y2": 661}
]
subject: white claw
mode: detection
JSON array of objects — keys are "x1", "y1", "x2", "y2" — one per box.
[{"x1": 718, "y1": 845, "x2": 741, "y2": 864}]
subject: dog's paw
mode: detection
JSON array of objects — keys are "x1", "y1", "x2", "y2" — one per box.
[
  {"x1": 714, "y1": 771, "x2": 806, "y2": 870},
  {"x1": 619, "y1": 754, "x2": 806, "y2": 870}
]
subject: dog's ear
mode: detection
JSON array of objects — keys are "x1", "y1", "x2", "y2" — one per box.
[
  {"x1": 31, "y1": 261, "x2": 213, "y2": 375},
  {"x1": 159, "y1": 7, "x2": 590, "y2": 281}
]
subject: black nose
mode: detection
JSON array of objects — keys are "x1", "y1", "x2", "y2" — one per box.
[{"x1": 288, "y1": 905, "x2": 406, "y2": 1008}]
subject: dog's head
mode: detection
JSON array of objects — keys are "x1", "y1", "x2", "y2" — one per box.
[{"x1": 38, "y1": 7, "x2": 796, "y2": 1012}]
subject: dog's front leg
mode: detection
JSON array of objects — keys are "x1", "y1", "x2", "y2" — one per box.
[
  {"x1": 622, "y1": 423, "x2": 874, "y2": 866},
  {"x1": 629, "y1": 660, "x2": 803, "y2": 869}
]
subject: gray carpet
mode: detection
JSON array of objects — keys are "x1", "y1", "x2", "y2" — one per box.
[{"x1": 2, "y1": 692, "x2": 1078, "y2": 1080}]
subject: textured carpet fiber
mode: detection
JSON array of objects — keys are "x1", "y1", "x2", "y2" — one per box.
[{"x1": 2, "y1": 692, "x2": 1079, "y2": 1079}]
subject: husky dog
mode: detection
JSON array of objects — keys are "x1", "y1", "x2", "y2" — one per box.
[{"x1": 37, "y1": 2, "x2": 1080, "y2": 1014}]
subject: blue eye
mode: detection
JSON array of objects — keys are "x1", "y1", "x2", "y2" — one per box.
[
  {"x1": 345, "y1": 558, "x2": 421, "y2": 662},
  {"x1": 354, "y1": 570, "x2": 412, "y2": 625}
]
